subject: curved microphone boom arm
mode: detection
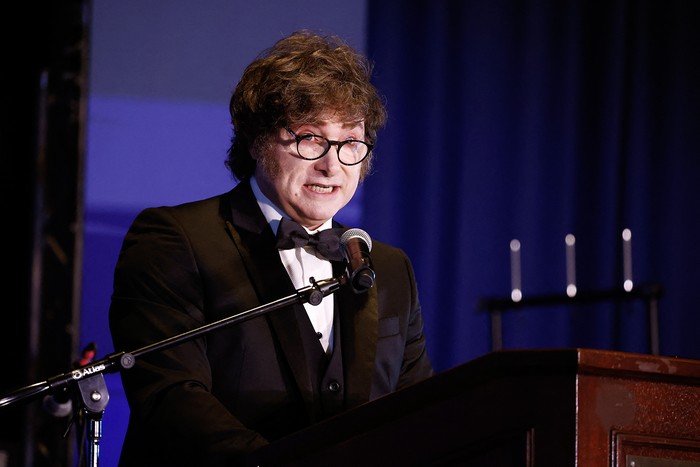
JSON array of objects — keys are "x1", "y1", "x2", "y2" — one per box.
[{"x1": 0, "y1": 274, "x2": 348, "y2": 466}]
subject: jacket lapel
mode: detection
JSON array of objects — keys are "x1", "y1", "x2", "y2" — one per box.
[
  {"x1": 334, "y1": 258, "x2": 378, "y2": 408},
  {"x1": 224, "y1": 181, "x2": 315, "y2": 413}
]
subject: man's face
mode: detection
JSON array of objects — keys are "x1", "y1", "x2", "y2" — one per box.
[{"x1": 254, "y1": 118, "x2": 365, "y2": 230}]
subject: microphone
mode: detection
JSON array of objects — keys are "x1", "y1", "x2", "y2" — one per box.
[
  {"x1": 42, "y1": 386, "x2": 72, "y2": 418},
  {"x1": 340, "y1": 228, "x2": 375, "y2": 294}
]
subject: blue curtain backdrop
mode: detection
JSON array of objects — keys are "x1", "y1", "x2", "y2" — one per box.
[{"x1": 364, "y1": 0, "x2": 700, "y2": 372}]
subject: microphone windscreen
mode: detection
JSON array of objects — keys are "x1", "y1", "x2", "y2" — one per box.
[
  {"x1": 42, "y1": 394, "x2": 73, "y2": 418},
  {"x1": 340, "y1": 228, "x2": 372, "y2": 252}
]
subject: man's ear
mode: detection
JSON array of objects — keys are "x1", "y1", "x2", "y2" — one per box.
[
  {"x1": 249, "y1": 145, "x2": 261, "y2": 161},
  {"x1": 250, "y1": 134, "x2": 272, "y2": 161}
]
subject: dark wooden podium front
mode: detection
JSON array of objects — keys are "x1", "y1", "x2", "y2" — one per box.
[{"x1": 249, "y1": 348, "x2": 700, "y2": 467}]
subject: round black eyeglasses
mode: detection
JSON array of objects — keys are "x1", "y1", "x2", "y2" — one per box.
[{"x1": 285, "y1": 127, "x2": 373, "y2": 166}]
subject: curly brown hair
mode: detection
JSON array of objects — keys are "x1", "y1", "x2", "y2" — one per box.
[{"x1": 226, "y1": 30, "x2": 387, "y2": 181}]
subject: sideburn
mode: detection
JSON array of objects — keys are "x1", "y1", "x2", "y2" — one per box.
[{"x1": 252, "y1": 136, "x2": 282, "y2": 179}]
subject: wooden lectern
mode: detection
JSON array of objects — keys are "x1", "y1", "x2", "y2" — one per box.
[{"x1": 250, "y1": 348, "x2": 700, "y2": 466}]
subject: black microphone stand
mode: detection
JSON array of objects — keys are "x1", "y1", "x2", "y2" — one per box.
[{"x1": 0, "y1": 275, "x2": 346, "y2": 467}]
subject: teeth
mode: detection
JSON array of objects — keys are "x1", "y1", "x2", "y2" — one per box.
[{"x1": 308, "y1": 184, "x2": 333, "y2": 193}]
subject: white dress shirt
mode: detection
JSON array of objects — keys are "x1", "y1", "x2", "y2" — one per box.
[{"x1": 250, "y1": 176, "x2": 335, "y2": 353}]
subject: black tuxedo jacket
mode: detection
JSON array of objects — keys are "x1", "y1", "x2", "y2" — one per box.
[{"x1": 109, "y1": 180, "x2": 433, "y2": 466}]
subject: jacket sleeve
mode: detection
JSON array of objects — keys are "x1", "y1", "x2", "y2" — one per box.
[
  {"x1": 109, "y1": 207, "x2": 268, "y2": 466},
  {"x1": 395, "y1": 249, "x2": 434, "y2": 389},
  {"x1": 370, "y1": 242, "x2": 434, "y2": 397}
]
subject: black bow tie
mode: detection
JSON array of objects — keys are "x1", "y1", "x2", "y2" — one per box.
[{"x1": 275, "y1": 218, "x2": 346, "y2": 261}]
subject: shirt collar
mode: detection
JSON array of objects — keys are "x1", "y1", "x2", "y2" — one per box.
[{"x1": 250, "y1": 176, "x2": 333, "y2": 234}]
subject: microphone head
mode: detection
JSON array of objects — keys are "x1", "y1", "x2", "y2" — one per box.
[
  {"x1": 340, "y1": 228, "x2": 372, "y2": 252},
  {"x1": 42, "y1": 394, "x2": 73, "y2": 418},
  {"x1": 339, "y1": 228, "x2": 375, "y2": 293}
]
